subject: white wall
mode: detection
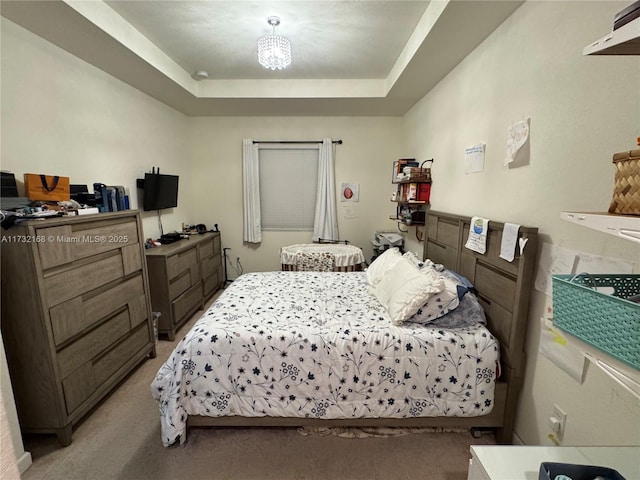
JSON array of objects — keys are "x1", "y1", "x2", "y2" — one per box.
[
  {"x1": 402, "y1": 1, "x2": 640, "y2": 446},
  {"x1": 1, "y1": 16, "x2": 404, "y2": 274},
  {"x1": 187, "y1": 116, "x2": 403, "y2": 274},
  {"x1": 1, "y1": 333, "x2": 31, "y2": 476},
  {"x1": 0, "y1": 18, "x2": 190, "y2": 240},
  {"x1": 1, "y1": 17, "x2": 191, "y2": 465}
]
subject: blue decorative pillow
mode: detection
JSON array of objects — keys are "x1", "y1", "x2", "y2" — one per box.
[
  {"x1": 402, "y1": 253, "x2": 483, "y2": 326},
  {"x1": 429, "y1": 292, "x2": 487, "y2": 328},
  {"x1": 440, "y1": 268, "x2": 475, "y2": 300}
]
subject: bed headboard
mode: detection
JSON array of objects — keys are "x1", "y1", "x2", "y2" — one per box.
[{"x1": 422, "y1": 211, "x2": 538, "y2": 382}]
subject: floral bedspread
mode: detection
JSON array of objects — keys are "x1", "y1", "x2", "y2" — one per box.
[{"x1": 151, "y1": 272, "x2": 499, "y2": 446}]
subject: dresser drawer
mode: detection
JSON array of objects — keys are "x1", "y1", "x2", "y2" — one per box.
[
  {"x1": 203, "y1": 269, "x2": 222, "y2": 299},
  {"x1": 165, "y1": 253, "x2": 179, "y2": 279},
  {"x1": 57, "y1": 310, "x2": 131, "y2": 378},
  {"x1": 61, "y1": 324, "x2": 150, "y2": 415},
  {"x1": 44, "y1": 253, "x2": 123, "y2": 307},
  {"x1": 171, "y1": 283, "x2": 202, "y2": 325},
  {"x1": 43, "y1": 244, "x2": 143, "y2": 308},
  {"x1": 198, "y1": 238, "x2": 214, "y2": 259},
  {"x1": 62, "y1": 363, "x2": 96, "y2": 415},
  {"x1": 49, "y1": 274, "x2": 146, "y2": 346},
  {"x1": 201, "y1": 253, "x2": 221, "y2": 279},
  {"x1": 168, "y1": 270, "x2": 192, "y2": 300},
  {"x1": 36, "y1": 219, "x2": 139, "y2": 270},
  {"x1": 166, "y1": 248, "x2": 198, "y2": 281},
  {"x1": 93, "y1": 324, "x2": 150, "y2": 386},
  {"x1": 212, "y1": 235, "x2": 221, "y2": 255}
]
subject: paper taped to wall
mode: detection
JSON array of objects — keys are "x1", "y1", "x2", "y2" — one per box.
[
  {"x1": 534, "y1": 243, "x2": 634, "y2": 297},
  {"x1": 464, "y1": 144, "x2": 485, "y2": 174},
  {"x1": 539, "y1": 317, "x2": 586, "y2": 384},
  {"x1": 505, "y1": 117, "x2": 530, "y2": 166}
]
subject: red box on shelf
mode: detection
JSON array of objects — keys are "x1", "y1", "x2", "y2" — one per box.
[{"x1": 417, "y1": 183, "x2": 431, "y2": 202}]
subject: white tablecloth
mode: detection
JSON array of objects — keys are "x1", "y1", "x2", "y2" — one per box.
[{"x1": 281, "y1": 244, "x2": 365, "y2": 269}]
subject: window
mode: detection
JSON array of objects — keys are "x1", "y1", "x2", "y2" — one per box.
[{"x1": 258, "y1": 145, "x2": 319, "y2": 231}]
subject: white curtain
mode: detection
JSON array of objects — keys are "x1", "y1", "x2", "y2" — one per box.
[
  {"x1": 313, "y1": 138, "x2": 339, "y2": 242},
  {"x1": 242, "y1": 138, "x2": 262, "y2": 243}
]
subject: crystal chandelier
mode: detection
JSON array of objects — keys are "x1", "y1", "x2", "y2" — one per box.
[{"x1": 257, "y1": 16, "x2": 292, "y2": 70}]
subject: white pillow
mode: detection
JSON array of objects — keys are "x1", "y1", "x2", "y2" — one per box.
[
  {"x1": 366, "y1": 248, "x2": 403, "y2": 286},
  {"x1": 403, "y1": 251, "x2": 439, "y2": 271},
  {"x1": 407, "y1": 275, "x2": 460, "y2": 324},
  {"x1": 373, "y1": 256, "x2": 445, "y2": 325}
]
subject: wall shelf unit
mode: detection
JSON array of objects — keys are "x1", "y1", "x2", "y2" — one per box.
[
  {"x1": 560, "y1": 211, "x2": 640, "y2": 244},
  {"x1": 557, "y1": 212, "x2": 640, "y2": 395},
  {"x1": 548, "y1": 5, "x2": 640, "y2": 414},
  {"x1": 390, "y1": 159, "x2": 432, "y2": 227},
  {"x1": 583, "y1": 15, "x2": 640, "y2": 55}
]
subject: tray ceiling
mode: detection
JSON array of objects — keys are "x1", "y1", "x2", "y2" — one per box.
[{"x1": 1, "y1": 0, "x2": 523, "y2": 116}]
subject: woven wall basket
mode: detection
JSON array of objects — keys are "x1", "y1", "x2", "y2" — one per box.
[{"x1": 608, "y1": 149, "x2": 640, "y2": 215}]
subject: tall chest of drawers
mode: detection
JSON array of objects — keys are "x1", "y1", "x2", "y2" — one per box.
[
  {"x1": 0, "y1": 211, "x2": 156, "y2": 446},
  {"x1": 145, "y1": 232, "x2": 222, "y2": 341}
]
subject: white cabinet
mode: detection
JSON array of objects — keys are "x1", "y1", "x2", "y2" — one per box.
[{"x1": 468, "y1": 446, "x2": 640, "y2": 480}]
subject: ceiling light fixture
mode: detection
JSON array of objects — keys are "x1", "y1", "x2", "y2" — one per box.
[{"x1": 257, "y1": 16, "x2": 292, "y2": 70}]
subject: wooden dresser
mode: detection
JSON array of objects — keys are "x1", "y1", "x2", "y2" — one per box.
[
  {"x1": 145, "y1": 232, "x2": 222, "y2": 341},
  {"x1": 0, "y1": 211, "x2": 156, "y2": 446}
]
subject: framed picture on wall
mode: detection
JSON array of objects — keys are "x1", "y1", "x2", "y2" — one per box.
[{"x1": 341, "y1": 182, "x2": 359, "y2": 202}]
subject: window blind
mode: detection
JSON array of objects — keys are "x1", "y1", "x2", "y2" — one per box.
[{"x1": 258, "y1": 146, "x2": 319, "y2": 231}]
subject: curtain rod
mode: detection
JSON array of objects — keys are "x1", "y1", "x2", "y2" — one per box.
[{"x1": 253, "y1": 140, "x2": 343, "y2": 145}]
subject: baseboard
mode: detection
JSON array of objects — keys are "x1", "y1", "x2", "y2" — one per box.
[{"x1": 17, "y1": 451, "x2": 32, "y2": 475}]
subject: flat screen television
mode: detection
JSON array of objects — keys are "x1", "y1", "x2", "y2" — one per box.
[{"x1": 143, "y1": 173, "x2": 179, "y2": 211}]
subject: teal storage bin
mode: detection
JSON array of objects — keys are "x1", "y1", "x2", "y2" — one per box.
[{"x1": 552, "y1": 274, "x2": 640, "y2": 370}]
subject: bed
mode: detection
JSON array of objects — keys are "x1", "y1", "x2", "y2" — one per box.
[{"x1": 151, "y1": 211, "x2": 538, "y2": 446}]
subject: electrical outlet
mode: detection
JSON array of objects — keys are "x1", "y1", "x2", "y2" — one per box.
[{"x1": 549, "y1": 404, "x2": 567, "y2": 437}]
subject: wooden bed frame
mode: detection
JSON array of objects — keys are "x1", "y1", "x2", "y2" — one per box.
[{"x1": 187, "y1": 211, "x2": 538, "y2": 444}]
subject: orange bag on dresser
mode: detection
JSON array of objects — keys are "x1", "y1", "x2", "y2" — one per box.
[{"x1": 24, "y1": 173, "x2": 71, "y2": 202}]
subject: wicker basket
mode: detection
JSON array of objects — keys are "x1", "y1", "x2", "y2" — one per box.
[
  {"x1": 608, "y1": 149, "x2": 640, "y2": 215},
  {"x1": 552, "y1": 274, "x2": 640, "y2": 370}
]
